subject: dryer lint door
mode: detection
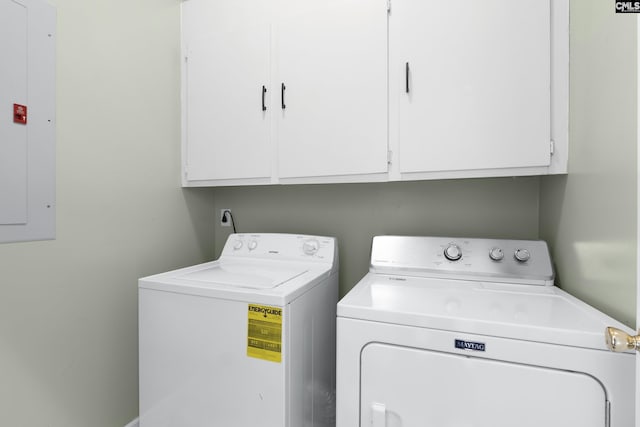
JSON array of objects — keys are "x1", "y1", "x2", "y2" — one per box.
[{"x1": 360, "y1": 343, "x2": 607, "y2": 427}]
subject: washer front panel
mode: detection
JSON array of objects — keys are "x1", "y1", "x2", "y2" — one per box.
[{"x1": 139, "y1": 289, "x2": 285, "y2": 426}]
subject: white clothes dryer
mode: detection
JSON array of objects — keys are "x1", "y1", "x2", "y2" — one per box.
[
  {"x1": 139, "y1": 233, "x2": 338, "y2": 427},
  {"x1": 337, "y1": 236, "x2": 635, "y2": 427}
]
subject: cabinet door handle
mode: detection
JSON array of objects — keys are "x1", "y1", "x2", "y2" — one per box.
[
  {"x1": 262, "y1": 85, "x2": 267, "y2": 111},
  {"x1": 405, "y1": 62, "x2": 410, "y2": 94},
  {"x1": 281, "y1": 83, "x2": 286, "y2": 109}
]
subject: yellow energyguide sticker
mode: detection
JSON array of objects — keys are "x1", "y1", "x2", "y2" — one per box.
[{"x1": 247, "y1": 304, "x2": 283, "y2": 363}]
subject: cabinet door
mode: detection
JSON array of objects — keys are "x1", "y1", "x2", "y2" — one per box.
[
  {"x1": 183, "y1": 2, "x2": 271, "y2": 182},
  {"x1": 392, "y1": 0, "x2": 551, "y2": 174},
  {"x1": 276, "y1": 0, "x2": 388, "y2": 181}
]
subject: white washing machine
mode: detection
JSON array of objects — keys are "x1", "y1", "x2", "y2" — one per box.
[
  {"x1": 139, "y1": 233, "x2": 338, "y2": 427},
  {"x1": 337, "y1": 236, "x2": 635, "y2": 427}
]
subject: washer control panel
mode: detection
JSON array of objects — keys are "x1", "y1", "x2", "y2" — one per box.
[
  {"x1": 222, "y1": 233, "x2": 335, "y2": 263},
  {"x1": 370, "y1": 236, "x2": 554, "y2": 285}
]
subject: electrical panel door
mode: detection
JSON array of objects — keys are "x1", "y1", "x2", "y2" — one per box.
[
  {"x1": 0, "y1": 0, "x2": 55, "y2": 243},
  {"x1": 0, "y1": 0, "x2": 28, "y2": 225}
]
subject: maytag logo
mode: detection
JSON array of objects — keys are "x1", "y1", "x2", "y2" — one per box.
[
  {"x1": 616, "y1": 1, "x2": 640, "y2": 12},
  {"x1": 455, "y1": 339, "x2": 486, "y2": 352}
]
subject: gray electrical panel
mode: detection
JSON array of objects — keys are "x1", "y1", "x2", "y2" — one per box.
[{"x1": 0, "y1": 0, "x2": 55, "y2": 243}]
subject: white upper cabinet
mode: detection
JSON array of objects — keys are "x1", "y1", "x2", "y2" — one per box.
[
  {"x1": 182, "y1": 0, "x2": 273, "y2": 185},
  {"x1": 182, "y1": 0, "x2": 388, "y2": 186},
  {"x1": 275, "y1": 0, "x2": 388, "y2": 182},
  {"x1": 393, "y1": 0, "x2": 550, "y2": 173},
  {"x1": 182, "y1": 0, "x2": 568, "y2": 186},
  {"x1": 388, "y1": 0, "x2": 568, "y2": 180}
]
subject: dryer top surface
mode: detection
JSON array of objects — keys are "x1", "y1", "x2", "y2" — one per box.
[{"x1": 338, "y1": 273, "x2": 631, "y2": 351}]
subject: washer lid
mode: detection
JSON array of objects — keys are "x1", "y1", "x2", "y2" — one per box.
[
  {"x1": 177, "y1": 261, "x2": 309, "y2": 289},
  {"x1": 337, "y1": 274, "x2": 633, "y2": 351}
]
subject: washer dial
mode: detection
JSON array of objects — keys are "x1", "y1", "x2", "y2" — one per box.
[
  {"x1": 489, "y1": 247, "x2": 504, "y2": 261},
  {"x1": 514, "y1": 248, "x2": 531, "y2": 263},
  {"x1": 444, "y1": 244, "x2": 462, "y2": 261},
  {"x1": 303, "y1": 239, "x2": 320, "y2": 255}
]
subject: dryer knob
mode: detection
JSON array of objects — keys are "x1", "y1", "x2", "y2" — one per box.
[
  {"x1": 233, "y1": 240, "x2": 243, "y2": 250},
  {"x1": 248, "y1": 240, "x2": 258, "y2": 251},
  {"x1": 514, "y1": 248, "x2": 531, "y2": 263},
  {"x1": 303, "y1": 239, "x2": 319, "y2": 255},
  {"x1": 444, "y1": 244, "x2": 462, "y2": 261}
]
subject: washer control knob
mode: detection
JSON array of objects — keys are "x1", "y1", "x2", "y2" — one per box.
[
  {"x1": 489, "y1": 247, "x2": 504, "y2": 261},
  {"x1": 248, "y1": 240, "x2": 258, "y2": 251},
  {"x1": 514, "y1": 248, "x2": 531, "y2": 263},
  {"x1": 444, "y1": 244, "x2": 462, "y2": 261},
  {"x1": 233, "y1": 240, "x2": 243, "y2": 250},
  {"x1": 303, "y1": 239, "x2": 319, "y2": 255}
]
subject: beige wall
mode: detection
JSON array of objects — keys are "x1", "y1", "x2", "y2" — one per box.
[
  {"x1": 0, "y1": 1, "x2": 215, "y2": 426},
  {"x1": 210, "y1": 178, "x2": 541, "y2": 297},
  {"x1": 540, "y1": 0, "x2": 637, "y2": 327}
]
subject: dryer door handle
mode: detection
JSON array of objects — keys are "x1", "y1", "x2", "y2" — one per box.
[{"x1": 371, "y1": 402, "x2": 387, "y2": 427}]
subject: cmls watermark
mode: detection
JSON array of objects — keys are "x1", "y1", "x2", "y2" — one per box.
[{"x1": 616, "y1": 1, "x2": 640, "y2": 12}]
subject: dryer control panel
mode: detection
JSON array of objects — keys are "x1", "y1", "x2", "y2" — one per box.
[
  {"x1": 370, "y1": 236, "x2": 554, "y2": 286},
  {"x1": 222, "y1": 233, "x2": 337, "y2": 265}
]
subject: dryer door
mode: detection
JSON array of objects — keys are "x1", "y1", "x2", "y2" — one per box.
[{"x1": 360, "y1": 343, "x2": 607, "y2": 427}]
